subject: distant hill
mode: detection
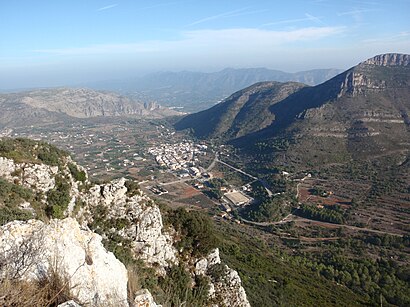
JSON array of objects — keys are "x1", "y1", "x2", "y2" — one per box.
[
  {"x1": 0, "y1": 88, "x2": 178, "y2": 128},
  {"x1": 89, "y1": 67, "x2": 342, "y2": 112},
  {"x1": 176, "y1": 53, "x2": 410, "y2": 164}
]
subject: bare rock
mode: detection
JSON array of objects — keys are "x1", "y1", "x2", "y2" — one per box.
[
  {"x1": 0, "y1": 156, "x2": 57, "y2": 192},
  {"x1": 134, "y1": 289, "x2": 161, "y2": 307},
  {"x1": 82, "y1": 178, "x2": 178, "y2": 270},
  {"x1": 195, "y1": 248, "x2": 221, "y2": 275},
  {"x1": 195, "y1": 248, "x2": 250, "y2": 307},
  {"x1": 0, "y1": 218, "x2": 129, "y2": 306},
  {"x1": 21, "y1": 163, "x2": 58, "y2": 192},
  {"x1": 57, "y1": 300, "x2": 82, "y2": 307},
  {"x1": 362, "y1": 53, "x2": 410, "y2": 66},
  {"x1": 0, "y1": 157, "x2": 16, "y2": 177},
  {"x1": 212, "y1": 266, "x2": 251, "y2": 307}
]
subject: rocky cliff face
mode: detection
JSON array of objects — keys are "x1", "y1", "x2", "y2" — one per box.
[
  {"x1": 0, "y1": 139, "x2": 252, "y2": 306},
  {"x1": 0, "y1": 156, "x2": 59, "y2": 193},
  {"x1": 0, "y1": 88, "x2": 180, "y2": 129},
  {"x1": 337, "y1": 69, "x2": 387, "y2": 97},
  {"x1": 338, "y1": 53, "x2": 410, "y2": 97},
  {"x1": 81, "y1": 178, "x2": 178, "y2": 270},
  {"x1": 195, "y1": 249, "x2": 251, "y2": 307},
  {"x1": 78, "y1": 179, "x2": 251, "y2": 305},
  {"x1": 362, "y1": 53, "x2": 410, "y2": 66},
  {"x1": 19, "y1": 88, "x2": 148, "y2": 118},
  {"x1": 0, "y1": 153, "x2": 85, "y2": 220}
]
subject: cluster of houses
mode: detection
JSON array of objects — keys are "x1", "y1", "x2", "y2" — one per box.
[{"x1": 148, "y1": 141, "x2": 207, "y2": 173}]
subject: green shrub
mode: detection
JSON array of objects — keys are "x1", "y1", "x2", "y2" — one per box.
[
  {"x1": 208, "y1": 263, "x2": 228, "y2": 282},
  {"x1": 158, "y1": 265, "x2": 191, "y2": 305},
  {"x1": 157, "y1": 264, "x2": 210, "y2": 306},
  {"x1": 0, "y1": 178, "x2": 34, "y2": 207},
  {"x1": 46, "y1": 176, "x2": 71, "y2": 219},
  {"x1": 68, "y1": 163, "x2": 86, "y2": 183},
  {"x1": 124, "y1": 180, "x2": 140, "y2": 197},
  {"x1": 0, "y1": 178, "x2": 36, "y2": 225},
  {"x1": 37, "y1": 147, "x2": 60, "y2": 166},
  {"x1": 72, "y1": 199, "x2": 85, "y2": 216},
  {"x1": 165, "y1": 208, "x2": 218, "y2": 257},
  {"x1": 0, "y1": 206, "x2": 32, "y2": 226},
  {"x1": 103, "y1": 238, "x2": 135, "y2": 266}
]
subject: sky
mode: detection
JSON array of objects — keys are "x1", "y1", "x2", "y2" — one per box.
[{"x1": 0, "y1": 0, "x2": 409, "y2": 89}]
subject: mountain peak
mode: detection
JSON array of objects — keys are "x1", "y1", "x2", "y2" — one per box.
[{"x1": 361, "y1": 53, "x2": 410, "y2": 67}]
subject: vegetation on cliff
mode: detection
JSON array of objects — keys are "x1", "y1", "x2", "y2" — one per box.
[{"x1": 0, "y1": 138, "x2": 68, "y2": 167}]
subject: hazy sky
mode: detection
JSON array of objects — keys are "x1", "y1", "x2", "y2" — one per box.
[{"x1": 1, "y1": 0, "x2": 409, "y2": 89}]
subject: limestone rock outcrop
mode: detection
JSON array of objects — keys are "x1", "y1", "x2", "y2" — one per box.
[
  {"x1": 338, "y1": 53, "x2": 410, "y2": 98},
  {"x1": 338, "y1": 69, "x2": 388, "y2": 97},
  {"x1": 134, "y1": 289, "x2": 161, "y2": 307},
  {"x1": 0, "y1": 218, "x2": 129, "y2": 306},
  {"x1": 0, "y1": 88, "x2": 180, "y2": 130},
  {"x1": 20, "y1": 88, "x2": 147, "y2": 118},
  {"x1": 212, "y1": 268, "x2": 251, "y2": 307},
  {"x1": 195, "y1": 248, "x2": 251, "y2": 307},
  {"x1": 57, "y1": 301, "x2": 82, "y2": 307},
  {"x1": 195, "y1": 248, "x2": 222, "y2": 276},
  {"x1": 82, "y1": 178, "x2": 178, "y2": 269},
  {"x1": 362, "y1": 53, "x2": 410, "y2": 66},
  {"x1": 0, "y1": 156, "x2": 58, "y2": 192},
  {"x1": 0, "y1": 155, "x2": 85, "y2": 219}
]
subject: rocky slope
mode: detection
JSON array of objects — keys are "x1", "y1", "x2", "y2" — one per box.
[
  {"x1": 0, "y1": 88, "x2": 178, "y2": 128},
  {"x1": 0, "y1": 138, "x2": 250, "y2": 307}
]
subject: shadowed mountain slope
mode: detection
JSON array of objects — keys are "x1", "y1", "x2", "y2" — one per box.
[{"x1": 176, "y1": 54, "x2": 410, "y2": 163}]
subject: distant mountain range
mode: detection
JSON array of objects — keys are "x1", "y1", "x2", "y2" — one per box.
[
  {"x1": 88, "y1": 67, "x2": 342, "y2": 112},
  {"x1": 175, "y1": 53, "x2": 410, "y2": 165},
  {"x1": 0, "y1": 88, "x2": 178, "y2": 129}
]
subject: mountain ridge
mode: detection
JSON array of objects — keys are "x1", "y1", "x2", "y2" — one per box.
[
  {"x1": 175, "y1": 53, "x2": 410, "y2": 164},
  {"x1": 88, "y1": 67, "x2": 342, "y2": 112},
  {"x1": 0, "y1": 87, "x2": 179, "y2": 128}
]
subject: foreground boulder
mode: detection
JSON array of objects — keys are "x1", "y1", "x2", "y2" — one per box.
[{"x1": 0, "y1": 218, "x2": 129, "y2": 306}]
